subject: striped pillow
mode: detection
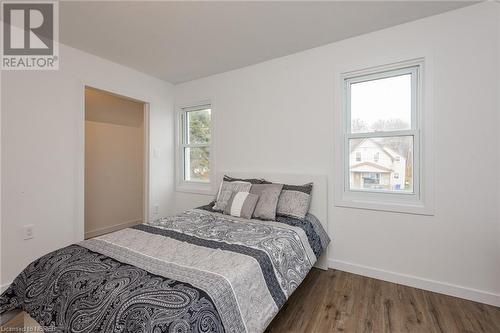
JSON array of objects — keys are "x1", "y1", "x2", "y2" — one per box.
[
  {"x1": 223, "y1": 192, "x2": 259, "y2": 219},
  {"x1": 276, "y1": 183, "x2": 313, "y2": 220}
]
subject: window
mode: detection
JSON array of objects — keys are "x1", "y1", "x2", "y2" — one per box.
[
  {"x1": 176, "y1": 102, "x2": 214, "y2": 193},
  {"x1": 334, "y1": 58, "x2": 433, "y2": 215},
  {"x1": 346, "y1": 65, "x2": 418, "y2": 194},
  {"x1": 363, "y1": 172, "x2": 381, "y2": 188}
]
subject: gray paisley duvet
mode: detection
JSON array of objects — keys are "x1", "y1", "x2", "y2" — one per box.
[{"x1": 0, "y1": 209, "x2": 329, "y2": 333}]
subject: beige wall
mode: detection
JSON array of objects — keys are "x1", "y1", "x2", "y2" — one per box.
[{"x1": 85, "y1": 88, "x2": 144, "y2": 238}]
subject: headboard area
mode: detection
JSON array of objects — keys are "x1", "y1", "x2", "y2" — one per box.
[{"x1": 217, "y1": 172, "x2": 329, "y2": 270}]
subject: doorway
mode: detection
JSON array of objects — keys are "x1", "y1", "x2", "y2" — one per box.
[{"x1": 84, "y1": 87, "x2": 148, "y2": 239}]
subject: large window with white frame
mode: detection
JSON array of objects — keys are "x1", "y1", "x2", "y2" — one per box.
[
  {"x1": 177, "y1": 103, "x2": 213, "y2": 192},
  {"x1": 343, "y1": 62, "x2": 421, "y2": 199}
]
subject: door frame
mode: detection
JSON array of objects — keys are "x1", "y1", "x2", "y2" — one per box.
[{"x1": 78, "y1": 83, "x2": 150, "y2": 242}]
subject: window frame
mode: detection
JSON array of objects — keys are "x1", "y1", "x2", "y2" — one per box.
[
  {"x1": 175, "y1": 100, "x2": 215, "y2": 195},
  {"x1": 344, "y1": 65, "x2": 419, "y2": 197},
  {"x1": 334, "y1": 58, "x2": 434, "y2": 215}
]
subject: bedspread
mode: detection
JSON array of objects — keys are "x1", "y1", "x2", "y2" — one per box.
[{"x1": 0, "y1": 209, "x2": 329, "y2": 333}]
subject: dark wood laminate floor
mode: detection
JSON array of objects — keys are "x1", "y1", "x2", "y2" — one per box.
[{"x1": 265, "y1": 269, "x2": 500, "y2": 333}]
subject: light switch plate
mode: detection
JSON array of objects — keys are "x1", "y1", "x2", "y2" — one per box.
[{"x1": 23, "y1": 224, "x2": 34, "y2": 240}]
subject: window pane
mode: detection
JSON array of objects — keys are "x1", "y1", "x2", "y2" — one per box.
[
  {"x1": 184, "y1": 147, "x2": 210, "y2": 182},
  {"x1": 187, "y1": 108, "x2": 211, "y2": 144},
  {"x1": 350, "y1": 74, "x2": 412, "y2": 133},
  {"x1": 349, "y1": 136, "x2": 413, "y2": 192}
]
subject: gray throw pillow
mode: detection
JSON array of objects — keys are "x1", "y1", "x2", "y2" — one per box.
[
  {"x1": 213, "y1": 181, "x2": 252, "y2": 211},
  {"x1": 223, "y1": 192, "x2": 259, "y2": 219},
  {"x1": 250, "y1": 183, "x2": 283, "y2": 220},
  {"x1": 276, "y1": 183, "x2": 313, "y2": 220},
  {"x1": 212, "y1": 190, "x2": 232, "y2": 212}
]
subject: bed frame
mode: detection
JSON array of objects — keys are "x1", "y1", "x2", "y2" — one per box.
[{"x1": 217, "y1": 172, "x2": 329, "y2": 270}]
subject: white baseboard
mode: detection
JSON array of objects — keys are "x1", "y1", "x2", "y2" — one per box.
[
  {"x1": 84, "y1": 219, "x2": 142, "y2": 239},
  {"x1": 329, "y1": 259, "x2": 500, "y2": 307}
]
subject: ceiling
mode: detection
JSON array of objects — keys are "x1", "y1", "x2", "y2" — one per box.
[{"x1": 60, "y1": 1, "x2": 477, "y2": 83}]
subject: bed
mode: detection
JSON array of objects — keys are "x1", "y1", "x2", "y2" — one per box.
[{"x1": 0, "y1": 173, "x2": 330, "y2": 333}]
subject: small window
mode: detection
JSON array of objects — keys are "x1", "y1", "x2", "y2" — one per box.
[
  {"x1": 177, "y1": 102, "x2": 214, "y2": 193},
  {"x1": 345, "y1": 65, "x2": 419, "y2": 195},
  {"x1": 355, "y1": 152, "x2": 362, "y2": 162}
]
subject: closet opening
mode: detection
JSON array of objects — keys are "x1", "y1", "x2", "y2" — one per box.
[{"x1": 84, "y1": 86, "x2": 148, "y2": 239}]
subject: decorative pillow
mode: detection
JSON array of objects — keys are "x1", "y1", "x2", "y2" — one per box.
[
  {"x1": 250, "y1": 183, "x2": 283, "y2": 220},
  {"x1": 276, "y1": 183, "x2": 313, "y2": 220},
  {"x1": 223, "y1": 192, "x2": 259, "y2": 219},
  {"x1": 223, "y1": 175, "x2": 267, "y2": 184},
  {"x1": 213, "y1": 175, "x2": 263, "y2": 210},
  {"x1": 213, "y1": 181, "x2": 252, "y2": 211}
]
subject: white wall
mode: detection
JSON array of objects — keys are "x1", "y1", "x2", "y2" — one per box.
[
  {"x1": 1, "y1": 44, "x2": 174, "y2": 288},
  {"x1": 174, "y1": 3, "x2": 500, "y2": 305}
]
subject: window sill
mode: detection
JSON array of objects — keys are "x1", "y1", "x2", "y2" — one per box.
[
  {"x1": 334, "y1": 192, "x2": 434, "y2": 216},
  {"x1": 175, "y1": 182, "x2": 216, "y2": 196}
]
